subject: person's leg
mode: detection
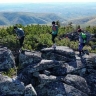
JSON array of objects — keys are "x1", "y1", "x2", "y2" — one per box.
[
  {"x1": 78, "y1": 43, "x2": 83, "y2": 55},
  {"x1": 82, "y1": 43, "x2": 85, "y2": 54},
  {"x1": 52, "y1": 34, "x2": 55, "y2": 43},
  {"x1": 19, "y1": 36, "x2": 24, "y2": 48},
  {"x1": 82, "y1": 43, "x2": 89, "y2": 55},
  {"x1": 52, "y1": 34, "x2": 57, "y2": 48}
]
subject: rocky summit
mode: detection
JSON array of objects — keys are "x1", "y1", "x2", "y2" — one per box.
[{"x1": 0, "y1": 46, "x2": 96, "y2": 96}]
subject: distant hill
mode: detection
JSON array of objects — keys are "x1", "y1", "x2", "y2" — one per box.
[
  {"x1": 0, "y1": 12, "x2": 96, "y2": 26},
  {"x1": 0, "y1": 12, "x2": 64, "y2": 25},
  {"x1": 0, "y1": 2, "x2": 96, "y2": 26},
  {"x1": 67, "y1": 16, "x2": 96, "y2": 26}
]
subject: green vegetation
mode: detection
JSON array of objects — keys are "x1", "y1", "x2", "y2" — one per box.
[
  {"x1": 0, "y1": 23, "x2": 96, "y2": 53},
  {"x1": 2, "y1": 68, "x2": 17, "y2": 77},
  {"x1": 1, "y1": 23, "x2": 96, "y2": 77}
]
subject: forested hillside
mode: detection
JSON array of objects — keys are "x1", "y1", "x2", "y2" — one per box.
[
  {"x1": 0, "y1": 12, "x2": 96, "y2": 26},
  {"x1": 67, "y1": 16, "x2": 96, "y2": 26},
  {"x1": 0, "y1": 12, "x2": 63, "y2": 25}
]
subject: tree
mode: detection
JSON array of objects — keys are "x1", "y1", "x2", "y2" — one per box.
[{"x1": 56, "y1": 20, "x2": 60, "y2": 28}]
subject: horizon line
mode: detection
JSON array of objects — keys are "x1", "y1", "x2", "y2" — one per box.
[{"x1": 0, "y1": 1, "x2": 96, "y2": 4}]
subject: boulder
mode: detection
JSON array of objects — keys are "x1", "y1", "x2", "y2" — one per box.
[
  {"x1": 82, "y1": 53, "x2": 96, "y2": 68},
  {"x1": 0, "y1": 47, "x2": 15, "y2": 71},
  {"x1": 36, "y1": 79, "x2": 89, "y2": 96},
  {"x1": 0, "y1": 74, "x2": 25, "y2": 95},
  {"x1": 64, "y1": 83, "x2": 88, "y2": 96},
  {"x1": 36, "y1": 81, "x2": 66, "y2": 96},
  {"x1": 41, "y1": 46, "x2": 75, "y2": 62},
  {"x1": 85, "y1": 72, "x2": 96, "y2": 96},
  {"x1": 22, "y1": 60, "x2": 64, "y2": 74},
  {"x1": 17, "y1": 60, "x2": 64, "y2": 85},
  {"x1": 24, "y1": 84, "x2": 37, "y2": 96},
  {"x1": 61, "y1": 74, "x2": 90, "y2": 94},
  {"x1": 19, "y1": 51, "x2": 42, "y2": 69}
]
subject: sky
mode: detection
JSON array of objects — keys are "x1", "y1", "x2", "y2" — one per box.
[{"x1": 0, "y1": 0, "x2": 96, "y2": 3}]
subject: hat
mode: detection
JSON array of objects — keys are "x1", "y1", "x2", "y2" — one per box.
[{"x1": 14, "y1": 26, "x2": 17, "y2": 29}]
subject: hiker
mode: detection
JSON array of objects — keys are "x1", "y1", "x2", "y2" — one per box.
[
  {"x1": 51, "y1": 21, "x2": 58, "y2": 48},
  {"x1": 14, "y1": 26, "x2": 25, "y2": 50},
  {"x1": 77, "y1": 28, "x2": 87, "y2": 56}
]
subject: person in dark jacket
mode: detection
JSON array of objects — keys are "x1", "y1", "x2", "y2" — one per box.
[{"x1": 14, "y1": 26, "x2": 25, "y2": 49}]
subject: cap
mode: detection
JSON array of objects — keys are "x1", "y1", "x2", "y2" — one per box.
[{"x1": 14, "y1": 26, "x2": 17, "y2": 29}]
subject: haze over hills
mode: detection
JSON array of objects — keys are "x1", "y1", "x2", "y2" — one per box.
[
  {"x1": 0, "y1": 2, "x2": 96, "y2": 26},
  {"x1": 0, "y1": 12, "x2": 63, "y2": 25}
]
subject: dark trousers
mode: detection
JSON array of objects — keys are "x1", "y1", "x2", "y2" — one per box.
[
  {"x1": 19, "y1": 36, "x2": 25, "y2": 48},
  {"x1": 52, "y1": 34, "x2": 57, "y2": 43},
  {"x1": 78, "y1": 43, "x2": 85, "y2": 51},
  {"x1": 78, "y1": 43, "x2": 85, "y2": 54}
]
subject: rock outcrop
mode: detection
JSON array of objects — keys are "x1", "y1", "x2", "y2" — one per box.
[
  {"x1": 0, "y1": 74, "x2": 25, "y2": 95},
  {"x1": 0, "y1": 47, "x2": 15, "y2": 71},
  {"x1": 0, "y1": 46, "x2": 96, "y2": 96}
]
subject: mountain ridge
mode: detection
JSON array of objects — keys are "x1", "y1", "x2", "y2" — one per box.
[
  {"x1": 0, "y1": 12, "x2": 63, "y2": 25},
  {"x1": 0, "y1": 12, "x2": 96, "y2": 26},
  {"x1": 0, "y1": 2, "x2": 96, "y2": 26}
]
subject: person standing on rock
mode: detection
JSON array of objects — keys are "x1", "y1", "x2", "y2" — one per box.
[
  {"x1": 14, "y1": 26, "x2": 25, "y2": 51},
  {"x1": 77, "y1": 28, "x2": 87, "y2": 56},
  {"x1": 51, "y1": 21, "x2": 58, "y2": 48}
]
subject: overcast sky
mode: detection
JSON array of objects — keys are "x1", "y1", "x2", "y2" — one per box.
[{"x1": 0, "y1": 0, "x2": 96, "y2": 3}]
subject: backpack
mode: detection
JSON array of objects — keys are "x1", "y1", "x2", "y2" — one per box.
[
  {"x1": 52, "y1": 25, "x2": 58, "y2": 35},
  {"x1": 81, "y1": 32, "x2": 87, "y2": 43},
  {"x1": 81, "y1": 32, "x2": 91, "y2": 44}
]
